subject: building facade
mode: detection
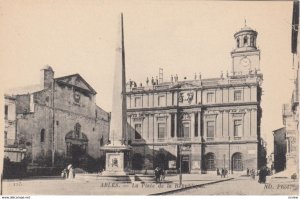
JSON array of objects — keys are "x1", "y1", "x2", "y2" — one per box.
[
  {"x1": 4, "y1": 66, "x2": 110, "y2": 172},
  {"x1": 273, "y1": 127, "x2": 286, "y2": 173},
  {"x1": 126, "y1": 25, "x2": 264, "y2": 173}
]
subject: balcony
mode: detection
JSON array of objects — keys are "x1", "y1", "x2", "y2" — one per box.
[
  {"x1": 234, "y1": 136, "x2": 242, "y2": 140},
  {"x1": 206, "y1": 137, "x2": 214, "y2": 141}
]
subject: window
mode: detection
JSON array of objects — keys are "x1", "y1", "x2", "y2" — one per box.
[
  {"x1": 195, "y1": 113, "x2": 198, "y2": 137},
  {"x1": 182, "y1": 123, "x2": 190, "y2": 138},
  {"x1": 4, "y1": 131, "x2": 7, "y2": 145},
  {"x1": 234, "y1": 120, "x2": 242, "y2": 137},
  {"x1": 205, "y1": 153, "x2": 215, "y2": 170},
  {"x1": 134, "y1": 124, "x2": 142, "y2": 140},
  {"x1": 40, "y1": 129, "x2": 45, "y2": 142},
  {"x1": 250, "y1": 36, "x2": 254, "y2": 46},
  {"x1": 243, "y1": 36, "x2": 248, "y2": 45},
  {"x1": 158, "y1": 123, "x2": 166, "y2": 139},
  {"x1": 232, "y1": 153, "x2": 243, "y2": 171},
  {"x1": 134, "y1": 97, "x2": 142, "y2": 107},
  {"x1": 171, "y1": 114, "x2": 175, "y2": 138},
  {"x1": 4, "y1": 105, "x2": 8, "y2": 120},
  {"x1": 237, "y1": 38, "x2": 240, "y2": 48},
  {"x1": 207, "y1": 92, "x2": 214, "y2": 103},
  {"x1": 158, "y1": 95, "x2": 165, "y2": 107},
  {"x1": 234, "y1": 90, "x2": 242, "y2": 101},
  {"x1": 207, "y1": 121, "x2": 214, "y2": 138}
]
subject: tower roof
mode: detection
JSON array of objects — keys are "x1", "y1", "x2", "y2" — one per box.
[{"x1": 234, "y1": 24, "x2": 257, "y2": 38}]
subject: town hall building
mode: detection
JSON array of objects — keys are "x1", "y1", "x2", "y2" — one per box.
[{"x1": 125, "y1": 24, "x2": 265, "y2": 173}]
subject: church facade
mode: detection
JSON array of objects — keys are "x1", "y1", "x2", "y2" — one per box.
[
  {"x1": 4, "y1": 66, "x2": 109, "y2": 172},
  {"x1": 126, "y1": 25, "x2": 265, "y2": 173}
]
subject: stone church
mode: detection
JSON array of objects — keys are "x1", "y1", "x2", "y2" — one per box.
[
  {"x1": 126, "y1": 24, "x2": 266, "y2": 173},
  {"x1": 4, "y1": 66, "x2": 109, "y2": 172}
]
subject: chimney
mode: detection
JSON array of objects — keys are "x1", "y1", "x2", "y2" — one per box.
[{"x1": 40, "y1": 65, "x2": 54, "y2": 89}]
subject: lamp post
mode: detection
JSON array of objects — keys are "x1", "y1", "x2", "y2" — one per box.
[
  {"x1": 223, "y1": 154, "x2": 225, "y2": 169},
  {"x1": 179, "y1": 141, "x2": 183, "y2": 186},
  {"x1": 179, "y1": 138, "x2": 188, "y2": 186}
]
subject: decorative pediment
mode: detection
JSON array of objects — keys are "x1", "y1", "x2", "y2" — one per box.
[
  {"x1": 178, "y1": 91, "x2": 194, "y2": 104},
  {"x1": 55, "y1": 74, "x2": 96, "y2": 95},
  {"x1": 179, "y1": 113, "x2": 191, "y2": 120}
]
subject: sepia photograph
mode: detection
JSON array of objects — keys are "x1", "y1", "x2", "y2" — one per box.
[{"x1": 0, "y1": 0, "x2": 299, "y2": 196}]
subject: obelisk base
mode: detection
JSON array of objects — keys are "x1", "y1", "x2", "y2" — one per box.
[{"x1": 102, "y1": 152, "x2": 127, "y2": 176}]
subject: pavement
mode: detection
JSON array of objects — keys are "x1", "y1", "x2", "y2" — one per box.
[
  {"x1": 2, "y1": 173, "x2": 298, "y2": 195},
  {"x1": 2, "y1": 173, "x2": 233, "y2": 195}
]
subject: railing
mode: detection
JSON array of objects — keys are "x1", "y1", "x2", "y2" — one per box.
[
  {"x1": 234, "y1": 136, "x2": 242, "y2": 140},
  {"x1": 206, "y1": 137, "x2": 214, "y2": 141}
]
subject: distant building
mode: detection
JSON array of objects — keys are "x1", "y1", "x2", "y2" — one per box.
[
  {"x1": 273, "y1": 127, "x2": 286, "y2": 173},
  {"x1": 4, "y1": 66, "x2": 109, "y2": 172},
  {"x1": 125, "y1": 24, "x2": 265, "y2": 173}
]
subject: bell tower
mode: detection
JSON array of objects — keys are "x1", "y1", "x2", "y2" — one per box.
[{"x1": 231, "y1": 22, "x2": 260, "y2": 76}]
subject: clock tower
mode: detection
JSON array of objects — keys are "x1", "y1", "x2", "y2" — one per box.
[{"x1": 231, "y1": 23, "x2": 260, "y2": 76}]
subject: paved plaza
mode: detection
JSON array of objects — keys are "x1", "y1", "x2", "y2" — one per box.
[{"x1": 2, "y1": 173, "x2": 298, "y2": 195}]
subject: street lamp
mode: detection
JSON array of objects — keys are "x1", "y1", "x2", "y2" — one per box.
[
  {"x1": 179, "y1": 141, "x2": 183, "y2": 186},
  {"x1": 179, "y1": 138, "x2": 187, "y2": 186}
]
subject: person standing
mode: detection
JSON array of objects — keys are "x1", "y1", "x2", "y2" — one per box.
[{"x1": 68, "y1": 164, "x2": 74, "y2": 179}]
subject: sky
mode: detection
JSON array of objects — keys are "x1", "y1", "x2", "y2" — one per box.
[{"x1": 0, "y1": 0, "x2": 295, "y2": 154}]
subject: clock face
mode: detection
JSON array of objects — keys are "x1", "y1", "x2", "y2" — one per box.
[{"x1": 240, "y1": 57, "x2": 251, "y2": 67}]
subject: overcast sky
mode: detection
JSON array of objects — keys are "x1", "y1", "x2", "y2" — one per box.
[{"x1": 0, "y1": 0, "x2": 295, "y2": 154}]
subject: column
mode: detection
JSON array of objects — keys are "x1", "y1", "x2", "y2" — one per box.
[
  {"x1": 198, "y1": 112, "x2": 201, "y2": 138},
  {"x1": 167, "y1": 113, "x2": 172, "y2": 139},
  {"x1": 174, "y1": 113, "x2": 177, "y2": 138},
  {"x1": 191, "y1": 112, "x2": 195, "y2": 139}
]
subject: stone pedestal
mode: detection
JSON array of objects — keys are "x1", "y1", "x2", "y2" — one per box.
[{"x1": 102, "y1": 152, "x2": 127, "y2": 176}]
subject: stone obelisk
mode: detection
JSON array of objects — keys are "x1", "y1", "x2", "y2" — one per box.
[{"x1": 100, "y1": 13, "x2": 131, "y2": 176}]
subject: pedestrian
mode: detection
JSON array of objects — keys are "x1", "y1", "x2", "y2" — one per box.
[
  {"x1": 247, "y1": 168, "x2": 249, "y2": 176},
  {"x1": 68, "y1": 164, "x2": 74, "y2": 179},
  {"x1": 61, "y1": 169, "x2": 67, "y2": 179},
  {"x1": 221, "y1": 168, "x2": 224, "y2": 178},
  {"x1": 251, "y1": 169, "x2": 255, "y2": 180},
  {"x1": 154, "y1": 166, "x2": 160, "y2": 182},
  {"x1": 217, "y1": 168, "x2": 220, "y2": 176},
  {"x1": 160, "y1": 169, "x2": 165, "y2": 182},
  {"x1": 224, "y1": 169, "x2": 228, "y2": 178}
]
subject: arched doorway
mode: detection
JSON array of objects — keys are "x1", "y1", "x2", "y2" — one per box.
[
  {"x1": 132, "y1": 153, "x2": 144, "y2": 170},
  {"x1": 232, "y1": 152, "x2": 243, "y2": 171},
  {"x1": 155, "y1": 153, "x2": 167, "y2": 169},
  {"x1": 205, "y1": 153, "x2": 216, "y2": 171},
  {"x1": 65, "y1": 123, "x2": 88, "y2": 168}
]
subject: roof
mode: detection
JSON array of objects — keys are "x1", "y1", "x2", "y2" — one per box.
[
  {"x1": 5, "y1": 84, "x2": 42, "y2": 96},
  {"x1": 55, "y1": 73, "x2": 97, "y2": 95},
  {"x1": 272, "y1": 127, "x2": 286, "y2": 134}
]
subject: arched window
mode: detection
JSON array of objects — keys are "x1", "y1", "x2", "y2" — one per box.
[
  {"x1": 40, "y1": 129, "x2": 45, "y2": 142},
  {"x1": 250, "y1": 36, "x2": 254, "y2": 46},
  {"x1": 237, "y1": 38, "x2": 240, "y2": 48},
  {"x1": 232, "y1": 153, "x2": 243, "y2": 171},
  {"x1": 243, "y1": 36, "x2": 248, "y2": 45},
  {"x1": 205, "y1": 153, "x2": 215, "y2": 171}
]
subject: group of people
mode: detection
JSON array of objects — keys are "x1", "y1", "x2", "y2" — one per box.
[
  {"x1": 216, "y1": 168, "x2": 229, "y2": 178},
  {"x1": 246, "y1": 167, "x2": 269, "y2": 183},
  {"x1": 61, "y1": 164, "x2": 75, "y2": 179},
  {"x1": 246, "y1": 168, "x2": 257, "y2": 180},
  {"x1": 154, "y1": 166, "x2": 166, "y2": 182}
]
